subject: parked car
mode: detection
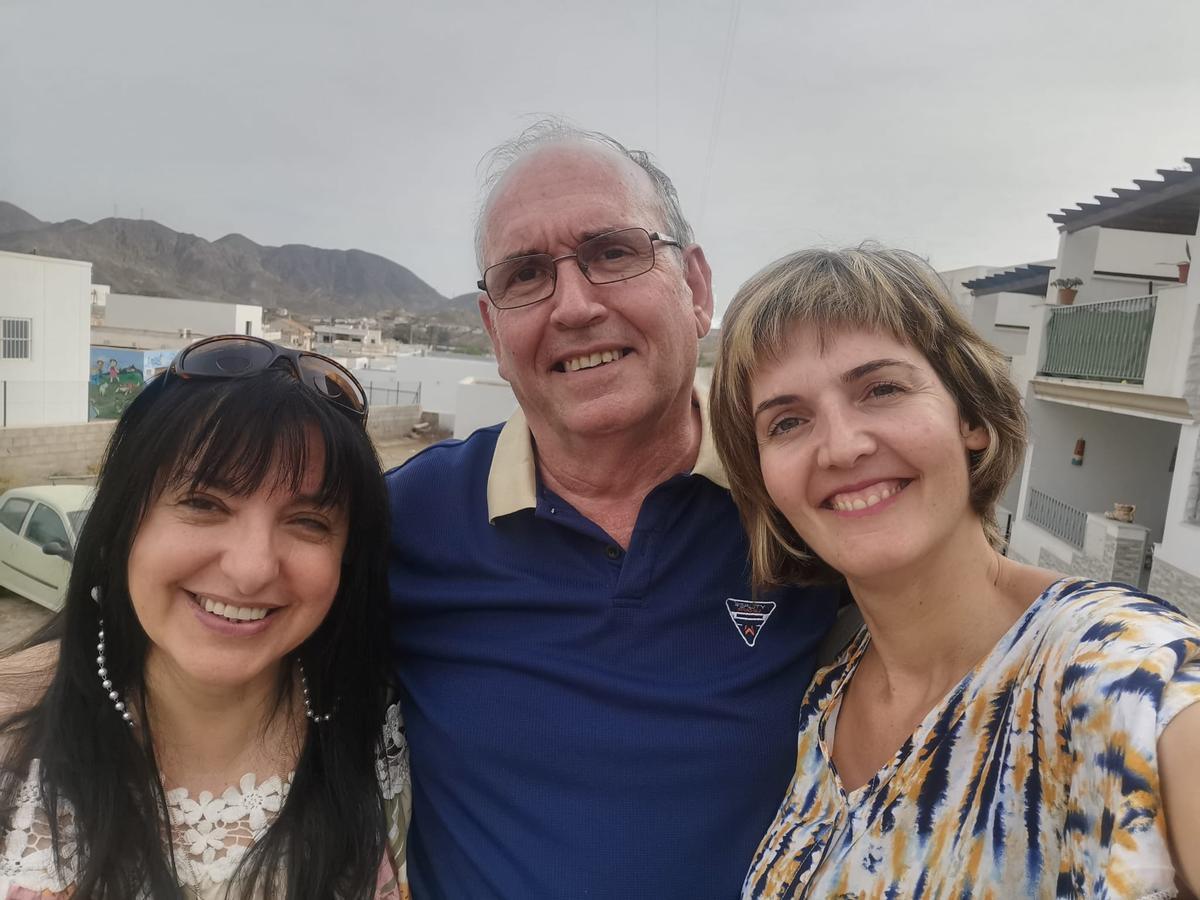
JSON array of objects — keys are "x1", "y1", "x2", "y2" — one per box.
[{"x1": 0, "y1": 485, "x2": 93, "y2": 611}]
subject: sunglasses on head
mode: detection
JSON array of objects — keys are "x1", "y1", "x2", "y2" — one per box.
[{"x1": 166, "y1": 335, "x2": 368, "y2": 421}]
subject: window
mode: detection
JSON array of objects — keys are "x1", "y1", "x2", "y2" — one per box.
[
  {"x1": 2, "y1": 318, "x2": 31, "y2": 359},
  {"x1": 24, "y1": 504, "x2": 68, "y2": 549},
  {"x1": 0, "y1": 497, "x2": 32, "y2": 535}
]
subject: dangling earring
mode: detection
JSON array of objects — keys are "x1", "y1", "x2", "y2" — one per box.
[
  {"x1": 92, "y1": 586, "x2": 133, "y2": 727},
  {"x1": 297, "y1": 662, "x2": 334, "y2": 724}
]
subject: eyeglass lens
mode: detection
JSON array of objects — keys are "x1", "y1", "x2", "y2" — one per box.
[
  {"x1": 298, "y1": 356, "x2": 367, "y2": 413},
  {"x1": 180, "y1": 338, "x2": 276, "y2": 376},
  {"x1": 486, "y1": 228, "x2": 655, "y2": 308}
]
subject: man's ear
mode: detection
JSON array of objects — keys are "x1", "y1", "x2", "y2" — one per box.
[
  {"x1": 683, "y1": 244, "x2": 714, "y2": 339},
  {"x1": 479, "y1": 294, "x2": 507, "y2": 380}
]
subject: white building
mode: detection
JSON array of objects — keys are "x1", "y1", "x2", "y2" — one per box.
[
  {"x1": 1005, "y1": 157, "x2": 1200, "y2": 619},
  {"x1": 938, "y1": 264, "x2": 997, "y2": 319},
  {"x1": 958, "y1": 264, "x2": 1051, "y2": 381},
  {"x1": 0, "y1": 250, "x2": 91, "y2": 427},
  {"x1": 103, "y1": 293, "x2": 263, "y2": 339},
  {"x1": 313, "y1": 324, "x2": 383, "y2": 349}
]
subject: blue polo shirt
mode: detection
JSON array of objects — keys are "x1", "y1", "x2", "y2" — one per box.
[{"x1": 386, "y1": 398, "x2": 837, "y2": 899}]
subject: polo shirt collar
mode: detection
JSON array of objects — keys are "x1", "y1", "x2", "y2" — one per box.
[{"x1": 486, "y1": 383, "x2": 730, "y2": 523}]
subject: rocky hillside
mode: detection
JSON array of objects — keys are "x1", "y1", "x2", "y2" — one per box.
[{"x1": 0, "y1": 201, "x2": 459, "y2": 315}]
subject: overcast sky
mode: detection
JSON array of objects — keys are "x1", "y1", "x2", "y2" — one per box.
[{"x1": 3, "y1": 0, "x2": 1199, "y2": 314}]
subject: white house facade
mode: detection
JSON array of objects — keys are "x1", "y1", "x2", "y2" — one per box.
[
  {"x1": 1005, "y1": 157, "x2": 1200, "y2": 620},
  {"x1": 0, "y1": 250, "x2": 92, "y2": 427}
]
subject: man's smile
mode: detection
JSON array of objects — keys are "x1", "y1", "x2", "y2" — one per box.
[{"x1": 552, "y1": 347, "x2": 632, "y2": 373}]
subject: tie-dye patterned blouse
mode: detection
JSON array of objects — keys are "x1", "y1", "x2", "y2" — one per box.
[{"x1": 743, "y1": 579, "x2": 1200, "y2": 900}]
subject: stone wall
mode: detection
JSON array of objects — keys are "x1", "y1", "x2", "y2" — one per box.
[
  {"x1": 1148, "y1": 556, "x2": 1200, "y2": 621},
  {"x1": 0, "y1": 420, "x2": 117, "y2": 487},
  {"x1": 1032, "y1": 516, "x2": 1150, "y2": 589},
  {"x1": 0, "y1": 405, "x2": 421, "y2": 488},
  {"x1": 366, "y1": 405, "x2": 421, "y2": 443}
]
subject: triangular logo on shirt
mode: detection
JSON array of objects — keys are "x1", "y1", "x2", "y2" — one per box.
[{"x1": 726, "y1": 598, "x2": 777, "y2": 647}]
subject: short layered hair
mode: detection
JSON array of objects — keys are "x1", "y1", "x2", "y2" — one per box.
[
  {"x1": 474, "y1": 117, "x2": 694, "y2": 269},
  {"x1": 709, "y1": 244, "x2": 1027, "y2": 590}
]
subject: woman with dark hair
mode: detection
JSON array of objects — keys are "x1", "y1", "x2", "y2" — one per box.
[
  {"x1": 710, "y1": 246, "x2": 1200, "y2": 898},
  {"x1": 0, "y1": 337, "x2": 409, "y2": 898}
]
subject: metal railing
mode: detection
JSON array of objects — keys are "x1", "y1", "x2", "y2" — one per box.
[
  {"x1": 363, "y1": 382, "x2": 420, "y2": 409},
  {"x1": 1025, "y1": 488, "x2": 1087, "y2": 548},
  {"x1": 1039, "y1": 294, "x2": 1157, "y2": 383}
]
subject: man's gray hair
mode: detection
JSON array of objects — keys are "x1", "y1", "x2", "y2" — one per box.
[{"x1": 474, "y1": 118, "x2": 695, "y2": 271}]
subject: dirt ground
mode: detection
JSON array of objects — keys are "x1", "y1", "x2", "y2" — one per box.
[
  {"x1": 0, "y1": 590, "x2": 53, "y2": 650},
  {"x1": 374, "y1": 434, "x2": 443, "y2": 471}
]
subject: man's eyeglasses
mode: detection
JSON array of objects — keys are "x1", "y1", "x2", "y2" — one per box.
[
  {"x1": 166, "y1": 335, "x2": 368, "y2": 421},
  {"x1": 477, "y1": 227, "x2": 681, "y2": 310}
]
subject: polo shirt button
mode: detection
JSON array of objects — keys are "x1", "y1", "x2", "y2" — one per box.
[{"x1": 605, "y1": 545, "x2": 622, "y2": 560}]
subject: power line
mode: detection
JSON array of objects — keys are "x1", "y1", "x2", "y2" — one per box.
[
  {"x1": 654, "y1": 0, "x2": 661, "y2": 154},
  {"x1": 698, "y1": 0, "x2": 741, "y2": 231}
]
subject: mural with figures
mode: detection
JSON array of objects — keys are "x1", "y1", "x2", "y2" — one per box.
[{"x1": 88, "y1": 347, "x2": 177, "y2": 420}]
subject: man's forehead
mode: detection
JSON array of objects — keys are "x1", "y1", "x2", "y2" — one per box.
[
  {"x1": 502, "y1": 140, "x2": 644, "y2": 188},
  {"x1": 483, "y1": 142, "x2": 661, "y2": 255}
]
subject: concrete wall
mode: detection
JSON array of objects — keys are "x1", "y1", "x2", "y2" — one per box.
[
  {"x1": 1148, "y1": 556, "x2": 1200, "y2": 620},
  {"x1": 1054, "y1": 226, "x2": 1193, "y2": 290},
  {"x1": 391, "y1": 353, "x2": 500, "y2": 417},
  {"x1": 1021, "y1": 397, "x2": 1179, "y2": 545},
  {"x1": 0, "y1": 419, "x2": 116, "y2": 486},
  {"x1": 994, "y1": 292, "x2": 1037, "y2": 329},
  {"x1": 366, "y1": 404, "x2": 421, "y2": 443},
  {"x1": 1095, "y1": 227, "x2": 1192, "y2": 280},
  {"x1": 0, "y1": 250, "x2": 92, "y2": 426},
  {"x1": 1142, "y1": 282, "x2": 1197, "y2": 400},
  {"x1": 0, "y1": 405, "x2": 420, "y2": 489},
  {"x1": 1159, "y1": 418, "x2": 1200, "y2": 601},
  {"x1": 453, "y1": 378, "x2": 518, "y2": 439},
  {"x1": 105, "y1": 294, "x2": 263, "y2": 338},
  {"x1": 1013, "y1": 513, "x2": 1151, "y2": 591},
  {"x1": 938, "y1": 265, "x2": 996, "y2": 318}
]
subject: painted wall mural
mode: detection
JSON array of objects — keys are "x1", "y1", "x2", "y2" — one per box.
[{"x1": 88, "y1": 346, "x2": 177, "y2": 420}]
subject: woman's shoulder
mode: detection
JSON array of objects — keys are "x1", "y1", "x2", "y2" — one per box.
[
  {"x1": 1028, "y1": 579, "x2": 1200, "y2": 727},
  {"x1": 0, "y1": 642, "x2": 58, "y2": 721},
  {"x1": 1034, "y1": 578, "x2": 1200, "y2": 651},
  {"x1": 0, "y1": 758, "x2": 78, "y2": 896}
]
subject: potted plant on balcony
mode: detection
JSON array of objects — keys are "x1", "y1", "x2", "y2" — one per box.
[{"x1": 1051, "y1": 277, "x2": 1082, "y2": 305}]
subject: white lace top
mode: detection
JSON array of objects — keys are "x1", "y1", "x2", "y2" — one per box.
[{"x1": 0, "y1": 703, "x2": 411, "y2": 899}]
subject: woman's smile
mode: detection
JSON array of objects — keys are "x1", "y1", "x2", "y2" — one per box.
[
  {"x1": 186, "y1": 590, "x2": 280, "y2": 635},
  {"x1": 822, "y1": 477, "x2": 913, "y2": 515}
]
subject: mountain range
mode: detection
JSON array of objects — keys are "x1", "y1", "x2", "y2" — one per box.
[{"x1": 0, "y1": 201, "x2": 476, "y2": 315}]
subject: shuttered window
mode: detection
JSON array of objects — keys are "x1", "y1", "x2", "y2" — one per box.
[{"x1": 1, "y1": 318, "x2": 31, "y2": 359}]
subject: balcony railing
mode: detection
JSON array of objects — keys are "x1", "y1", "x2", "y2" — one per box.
[
  {"x1": 1025, "y1": 488, "x2": 1086, "y2": 548},
  {"x1": 1039, "y1": 294, "x2": 1157, "y2": 384}
]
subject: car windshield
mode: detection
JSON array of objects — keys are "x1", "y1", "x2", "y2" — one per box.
[{"x1": 68, "y1": 509, "x2": 88, "y2": 541}]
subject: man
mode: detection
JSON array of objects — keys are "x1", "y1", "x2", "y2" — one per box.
[{"x1": 386, "y1": 121, "x2": 837, "y2": 898}]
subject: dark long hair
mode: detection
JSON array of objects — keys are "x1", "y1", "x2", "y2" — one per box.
[{"x1": 0, "y1": 365, "x2": 391, "y2": 898}]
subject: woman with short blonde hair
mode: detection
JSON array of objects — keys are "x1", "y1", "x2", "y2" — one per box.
[{"x1": 710, "y1": 245, "x2": 1200, "y2": 898}]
